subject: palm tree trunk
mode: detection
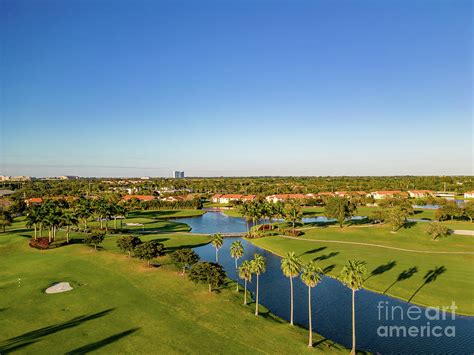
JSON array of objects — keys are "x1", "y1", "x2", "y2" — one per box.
[
  {"x1": 114, "y1": 217, "x2": 117, "y2": 229},
  {"x1": 66, "y1": 226, "x2": 70, "y2": 243},
  {"x1": 34, "y1": 224, "x2": 37, "y2": 240},
  {"x1": 234, "y1": 258, "x2": 237, "y2": 269},
  {"x1": 308, "y1": 286, "x2": 312, "y2": 347},
  {"x1": 208, "y1": 283, "x2": 212, "y2": 292},
  {"x1": 39, "y1": 223, "x2": 43, "y2": 238},
  {"x1": 215, "y1": 248, "x2": 218, "y2": 262},
  {"x1": 351, "y1": 289, "x2": 356, "y2": 355},
  {"x1": 290, "y1": 276, "x2": 294, "y2": 325},
  {"x1": 255, "y1": 275, "x2": 259, "y2": 316},
  {"x1": 244, "y1": 279, "x2": 247, "y2": 305}
]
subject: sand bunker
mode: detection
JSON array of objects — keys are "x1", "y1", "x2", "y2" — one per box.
[
  {"x1": 45, "y1": 282, "x2": 73, "y2": 294},
  {"x1": 126, "y1": 223, "x2": 144, "y2": 226}
]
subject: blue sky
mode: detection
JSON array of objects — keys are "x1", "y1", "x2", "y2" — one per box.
[{"x1": 1, "y1": 0, "x2": 472, "y2": 177}]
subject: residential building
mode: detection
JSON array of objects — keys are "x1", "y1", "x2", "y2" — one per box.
[
  {"x1": 122, "y1": 195, "x2": 156, "y2": 202},
  {"x1": 0, "y1": 189, "x2": 14, "y2": 197},
  {"x1": 371, "y1": 191, "x2": 407, "y2": 199},
  {"x1": 463, "y1": 191, "x2": 474, "y2": 199},
  {"x1": 173, "y1": 171, "x2": 185, "y2": 178},
  {"x1": 408, "y1": 190, "x2": 433, "y2": 198},
  {"x1": 266, "y1": 194, "x2": 308, "y2": 203},
  {"x1": 335, "y1": 191, "x2": 367, "y2": 198}
]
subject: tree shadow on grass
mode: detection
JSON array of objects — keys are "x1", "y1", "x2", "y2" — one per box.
[
  {"x1": 408, "y1": 266, "x2": 446, "y2": 302},
  {"x1": 314, "y1": 252, "x2": 339, "y2": 262},
  {"x1": 365, "y1": 261, "x2": 397, "y2": 281},
  {"x1": 384, "y1": 266, "x2": 418, "y2": 294},
  {"x1": 65, "y1": 328, "x2": 140, "y2": 354},
  {"x1": 322, "y1": 264, "x2": 336, "y2": 274},
  {"x1": 0, "y1": 308, "x2": 115, "y2": 353},
  {"x1": 403, "y1": 221, "x2": 417, "y2": 229},
  {"x1": 299, "y1": 247, "x2": 327, "y2": 257},
  {"x1": 165, "y1": 242, "x2": 210, "y2": 254}
]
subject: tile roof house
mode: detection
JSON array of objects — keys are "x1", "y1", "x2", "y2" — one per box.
[
  {"x1": 464, "y1": 191, "x2": 474, "y2": 199},
  {"x1": 122, "y1": 195, "x2": 156, "y2": 202},
  {"x1": 407, "y1": 190, "x2": 433, "y2": 198},
  {"x1": 371, "y1": 191, "x2": 407, "y2": 199}
]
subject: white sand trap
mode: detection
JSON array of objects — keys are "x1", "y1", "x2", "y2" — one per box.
[
  {"x1": 126, "y1": 223, "x2": 144, "y2": 226},
  {"x1": 45, "y1": 282, "x2": 73, "y2": 294}
]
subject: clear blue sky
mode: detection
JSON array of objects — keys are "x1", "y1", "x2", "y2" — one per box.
[{"x1": 1, "y1": 0, "x2": 472, "y2": 177}]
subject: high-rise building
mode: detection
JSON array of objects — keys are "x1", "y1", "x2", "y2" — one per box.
[{"x1": 173, "y1": 171, "x2": 185, "y2": 178}]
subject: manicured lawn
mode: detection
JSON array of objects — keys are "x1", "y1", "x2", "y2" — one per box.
[
  {"x1": 0, "y1": 229, "x2": 347, "y2": 354},
  {"x1": 250, "y1": 223, "x2": 474, "y2": 315}
]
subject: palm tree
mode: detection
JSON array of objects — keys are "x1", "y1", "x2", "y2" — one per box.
[
  {"x1": 238, "y1": 260, "x2": 252, "y2": 305},
  {"x1": 301, "y1": 261, "x2": 323, "y2": 347},
  {"x1": 281, "y1": 251, "x2": 302, "y2": 325},
  {"x1": 251, "y1": 253, "x2": 266, "y2": 316},
  {"x1": 230, "y1": 240, "x2": 245, "y2": 291},
  {"x1": 230, "y1": 240, "x2": 244, "y2": 269},
  {"x1": 75, "y1": 198, "x2": 93, "y2": 231},
  {"x1": 211, "y1": 233, "x2": 223, "y2": 262},
  {"x1": 26, "y1": 206, "x2": 41, "y2": 240},
  {"x1": 60, "y1": 211, "x2": 79, "y2": 243},
  {"x1": 340, "y1": 259, "x2": 367, "y2": 355},
  {"x1": 284, "y1": 202, "x2": 303, "y2": 229}
]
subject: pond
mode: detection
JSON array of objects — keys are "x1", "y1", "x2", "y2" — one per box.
[
  {"x1": 173, "y1": 212, "x2": 474, "y2": 353},
  {"x1": 173, "y1": 210, "x2": 366, "y2": 234},
  {"x1": 194, "y1": 238, "x2": 474, "y2": 354}
]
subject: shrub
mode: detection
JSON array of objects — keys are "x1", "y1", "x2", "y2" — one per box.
[
  {"x1": 29, "y1": 237, "x2": 50, "y2": 250},
  {"x1": 170, "y1": 248, "x2": 200, "y2": 274},
  {"x1": 258, "y1": 224, "x2": 273, "y2": 231},
  {"x1": 84, "y1": 231, "x2": 106, "y2": 251},
  {"x1": 426, "y1": 223, "x2": 451, "y2": 241},
  {"x1": 188, "y1": 262, "x2": 226, "y2": 292},
  {"x1": 283, "y1": 229, "x2": 303, "y2": 237}
]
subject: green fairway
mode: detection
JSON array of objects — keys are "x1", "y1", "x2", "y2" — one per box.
[
  {"x1": 0, "y1": 228, "x2": 347, "y2": 354},
  {"x1": 250, "y1": 223, "x2": 474, "y2": 315}
]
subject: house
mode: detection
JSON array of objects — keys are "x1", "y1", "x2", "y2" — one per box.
[
  {"x1": 266, "y1": 194, "x2": 308, "y2": 203},
  {"x1": 211, "y1": 194, "x2": 223, "y2": 203},
  {"x1": 408, "y1": 190, "x2": 433, "y2": 198},
  {"x1": 464, "y1": 191, "x2": 474, "y2": 199},
  {"x1": 335, "y1": 191, "x2": 367, "y2": 198},
  {"x1": 434, "y1": 191, "x2": 456, "y2": 199},
  {"x1": 25, "y1": 197, "x2": 43, "y2": 206},
  {"x1": 317, "y1": 192, "x2": 336, "y2": 198},
  {"x1": 241, "y1": 195, "x2": 256, "y2": 202},
  {"x1": 162, "y1": 195, "x2": 189, "y2": 202},
  {"x1": 122, "y1": 195, "x2": 156, "y2": 202},
  {"x1": 217, "y1": 194, "x2": 245, "y2": 203},
  {"x1": 371, "y1": 191, "x2": 406, "y2": 200}
]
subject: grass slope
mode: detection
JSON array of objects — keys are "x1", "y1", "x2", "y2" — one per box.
[
  {"x1": 0, "y1": 230, "x2": 347, "y2": 354},
  {"x1": 250, "y1": 223, "x2": 474, "y2": 315}
]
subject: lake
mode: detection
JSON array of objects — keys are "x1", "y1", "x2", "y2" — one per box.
[{"x1": 174, "y1": 211, "x2": 474, "y2": 354}]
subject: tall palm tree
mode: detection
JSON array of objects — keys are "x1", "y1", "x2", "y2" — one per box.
[
  {"x1": 238, "y1": 260, "x2": 252, "y2": 305},
  {"x1": 230, "y1": 240, "x2": 245, "y2": 291},
  {"x1": 60, "y1": 211, "x2": 79, "y2": 243},
  {"x1": 340, "y1": 259, "x2": 367, "y2": 355},
  {"x1": 284, "y1": 202, "x2": 303, "y2": 229},
  {"x1": 239, "y1": 203, "x2": 251, "y2": 233},
  {"x1": 26, "y1": 206, "x2": 41, "y2": 240},
  {"x1": 281, "y1": 251, "x2": 302, "y2": 325},
  {"x1": 301, "y1": 261, "x2": 323, "y2": 347},
  {"x1": 230, "y1": 240, "x2": 244, "y2": 269},
  {"x1": 251, "y1": 253, "x2": 266, "y2": 316},
  {"x1": 211, "y1": 233, "x2": 223, "y2": 262}
]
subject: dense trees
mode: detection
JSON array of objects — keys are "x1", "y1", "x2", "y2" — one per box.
[
  {"x1": 340, "y1": 260, "x2": 367, "y2": 355},
  {"x1": 281, "y1": 252, "x2": 302, "y2": 325},
  {"x1": 188, "y1": 262, "x2": 226, "y2": 292},
  {"x1": 170, "y1": 248, "x2": 200, "y2": 274},
  {"x1": 324, "y1": 197, "x2": 357, "y2": 228},
  {"x1": 284, "y1": 203, "x2": 303, "y2": 229}
]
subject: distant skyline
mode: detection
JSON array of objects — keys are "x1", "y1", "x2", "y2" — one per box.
[{"x1": 1, "y1": 0, "x2": 472, "y2": 177}]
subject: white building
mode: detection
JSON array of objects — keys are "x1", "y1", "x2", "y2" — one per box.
[{"x1": 464, "y1": 191, "x2": 474, "y2": 199}]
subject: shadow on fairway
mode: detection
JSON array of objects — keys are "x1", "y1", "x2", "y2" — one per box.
[
  {"x1": 65, "y1": 328, "x2": 140, "y2": 354},
  {"x1": 384, "y1": 266, "x2": 418, "y2": 294},
  {"x1": 0, "y1": 308, "x2": 115, "y2": 353},
  {"x1": 365, "y1": 261, "x2": 397, "y2": 281},
  {"x1": 322, "y1": 264, "x2": 336, "y2": 274},
  {"x1": 314, "y1": 251, "x2": 339, "y2": 262},
  {"x1": 165, "y1": 241, "x2": 210, "y2": 254},
  {"x1": 408, "y1": 266, "x2": 447, "y2": 302},
  {"x1": 299, "y1": 246, "x2": 327, "y2": 257}
]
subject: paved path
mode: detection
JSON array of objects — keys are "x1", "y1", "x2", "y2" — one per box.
[
  {"x1": 278, "y1": 235, "x2": 474, "y2": 255},
  {"x1": 452, "y1": 230, "x2": 474, "y2": 236}
]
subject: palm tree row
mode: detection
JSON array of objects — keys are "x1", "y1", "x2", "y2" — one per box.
[
  {"x1": 26, "y1": 197, "x2": 128, "y2": 243},
  {"x1": 239, "y1": 200, "x2": 303, "y2": 236}
]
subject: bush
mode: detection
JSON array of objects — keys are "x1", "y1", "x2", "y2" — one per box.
[
  {"x1": 84, "y1": 231, "x2": 106, "y2": 250},
  {"x1": 283, "y1": 229, "x2": 303, "y2": 237},
  {"x1": 258, "y1": 224, "x2": 273, "y2": 231},
  {"x1": 29, "y1": 237, "x2": 50, "y2": 250}
]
